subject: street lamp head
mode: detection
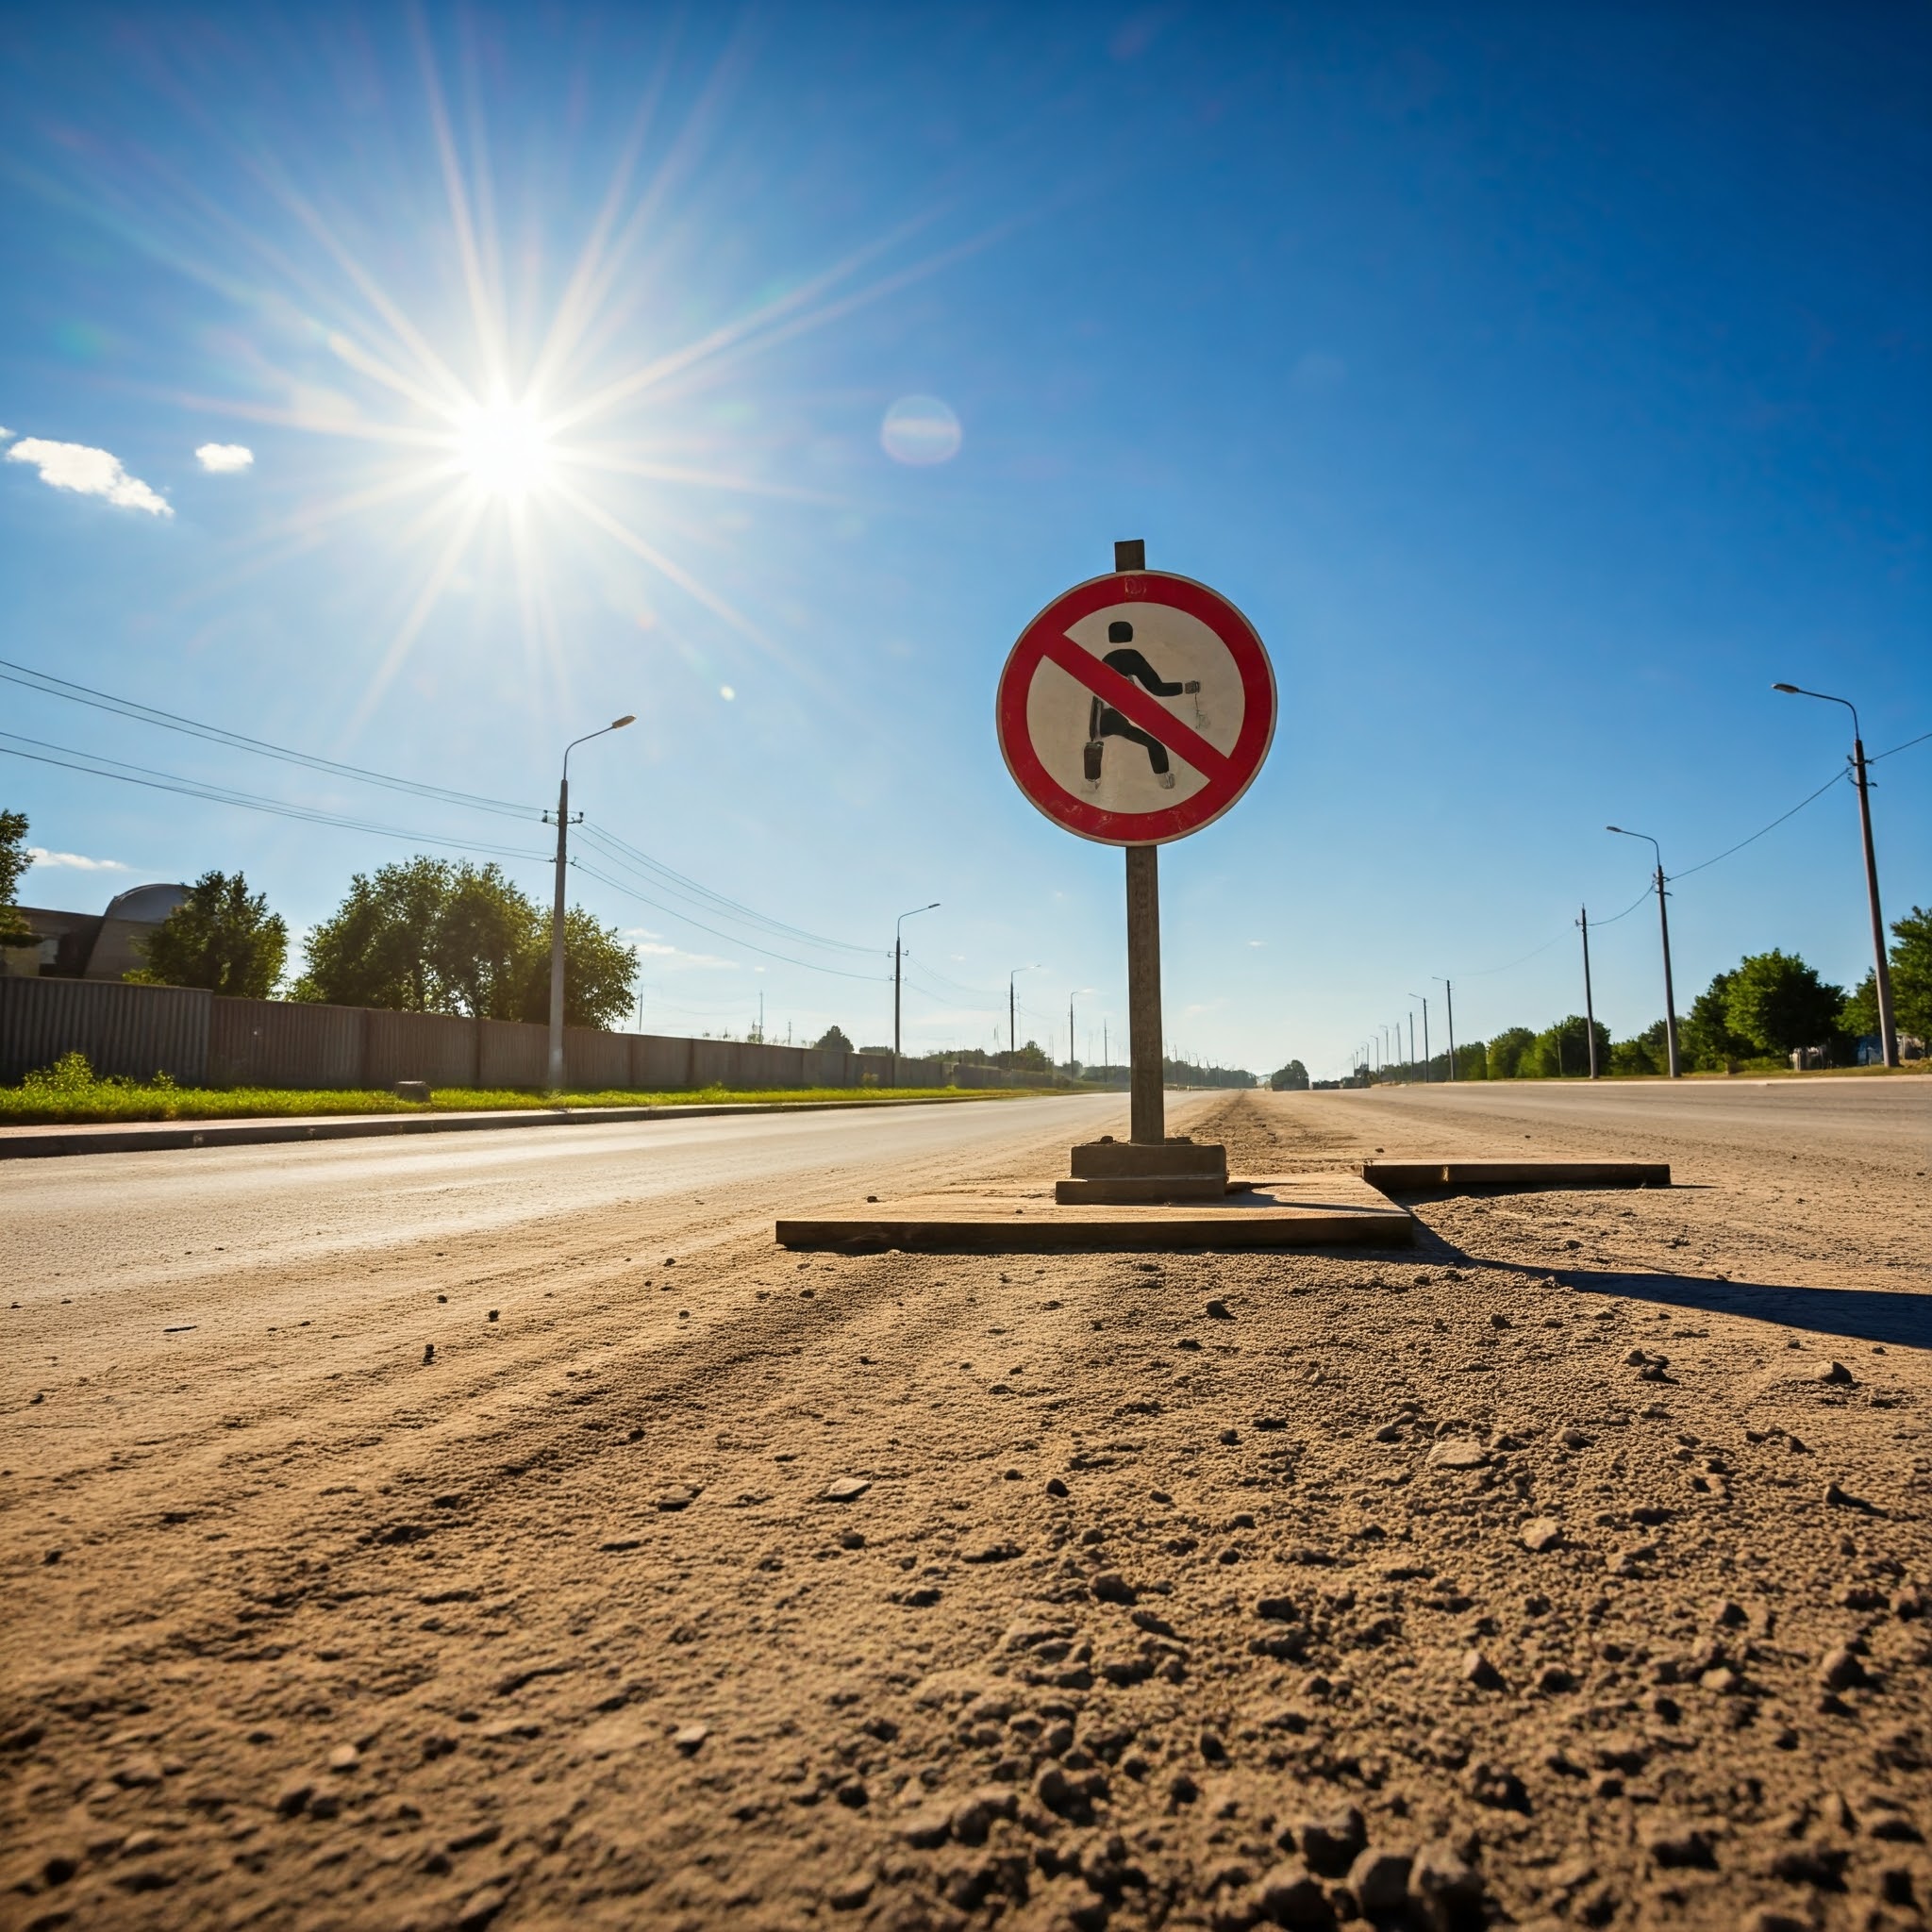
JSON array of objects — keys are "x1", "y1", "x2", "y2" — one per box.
[
  {"x1": 1772, "y1": 684, "x2": 1800, "y2": 695},
  {"x1": 1606, "y1": 824, "x2": 1624, "y2": 835},
  {"x1": 609, "y1": 713, "x2": 636, "y2": 729}
]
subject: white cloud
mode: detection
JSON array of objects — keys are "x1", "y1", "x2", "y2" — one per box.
[
  {"x1": 5, "y1": 438, "x2": 172, "y2": 515},
  {"x1": 195, "y1": 442, "x2": 254, "y2": 473},
  {"x1": 633, "y1": 939, "x2": 738, "y2": 970},
  {"x1": 26, "y1": 846, "x2": 131, "y2": 872}
]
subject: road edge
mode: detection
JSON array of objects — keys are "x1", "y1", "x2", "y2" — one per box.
[{"x1": 0, "y1": 1092, "x2": 1068, "y2": 1161}]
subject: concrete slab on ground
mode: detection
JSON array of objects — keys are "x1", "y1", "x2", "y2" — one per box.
[
  {"x1": 1362, "y1": 1157, "x2": 1671, "y2": 1191},
  {"x1": 776, "y1": 1172, "x2": 1413, "y2": 1252}
]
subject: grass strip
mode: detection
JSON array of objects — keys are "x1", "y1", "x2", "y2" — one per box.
[{"x1": 0, "y1": 1054, "x2": 1038, "y2": 1126}]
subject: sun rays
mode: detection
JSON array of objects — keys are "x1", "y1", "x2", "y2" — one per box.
[{"x1": 41, "y1": 13, "x2": 1009, "y2": 740}]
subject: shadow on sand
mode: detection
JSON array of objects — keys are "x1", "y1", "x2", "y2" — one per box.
[{"x1": 1402, "y1": 1217, "x2": 1932, "y2": 1350}]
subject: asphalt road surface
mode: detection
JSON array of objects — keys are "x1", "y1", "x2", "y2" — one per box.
[{"x1": 4, "y1": 1078, "x2": 1928, "y2": 1932}]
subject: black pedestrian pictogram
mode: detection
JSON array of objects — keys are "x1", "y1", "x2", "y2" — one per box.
[{"x1": 1083, "y1": 621, "x2": 1200, "y2": 789}]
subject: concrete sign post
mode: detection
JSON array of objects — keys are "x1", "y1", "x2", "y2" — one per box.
[{"x1": 997, "y1": 541, "x2": 1274, "y2": 1193}]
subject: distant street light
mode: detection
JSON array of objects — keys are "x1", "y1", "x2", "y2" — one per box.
[
  {"x1": 1607, "y1": 825, "x2": 1680, "y2": 1078},
  {"x1": 1008, "y1": 963, "x2": 1042, "y2": 1058},
  {"x1": 1407, "y1": 992, "x2": 1430, "y2": 1081},
  {"x1": 548, "y1": 714, "x2": 635, "y2": 1091},
  {"x1": 1434, "y1": 976, "x2": 1456, "y2": 1080},
  {"x1": 1774, "y1": 683, "x2": 1898, "y2": 1067},
  {"x1": 893, "y1": 902, "x2": 940, "y2": 1087}
]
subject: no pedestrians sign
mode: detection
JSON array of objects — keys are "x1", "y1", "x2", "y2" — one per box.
[{"x1": 996, "y1": 567, "x2": 1275, "y2": 845}]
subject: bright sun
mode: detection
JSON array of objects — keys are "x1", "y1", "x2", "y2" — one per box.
[{"x1": 455, "y1": 395, "x2": 554, "y2": 500}]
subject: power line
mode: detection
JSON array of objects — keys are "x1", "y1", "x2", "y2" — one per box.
[
  {"x1": 1668, "y1": 767, "x2": 1847, "y2": 882},
  {"x1": 575, "y1": 821, "x2": 874, "y2": 957},
  {"x1": 569, "y1": 858, "x2": 887, "y2": 983},
  {"x1": 0, "y1": 657, "x2": 540, "y2": 819},
  {"x1": 0, "y1": 733, "x2": 552, "y2": 861}
]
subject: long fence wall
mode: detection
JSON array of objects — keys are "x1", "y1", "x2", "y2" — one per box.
[{"x1": 0, "y1": 975, "x2": 1055, "y2": 1093}]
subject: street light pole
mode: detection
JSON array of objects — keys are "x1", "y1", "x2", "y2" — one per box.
[
  {"x1": 893, "y1": 902, "x2": 940, "y2": 1088},
  {"x1": 1607, "y1": 825, "x2": 1679, "y2": 1077},
  {"x1": 1578, "y1": 907, "x2": 1599, "y2": 1078},
  {"x1": 1408, "y1": 993, "x2": 1430, "y2": 1081},
  {"x1": 547, "y1": 714, "x2": 635, "y2": 1092},
  {"x1": 1773, "y1": 684, "x2": 1898, "y2": 1067},
  {"x1": 1434, "y1": 976, "x2": 1455, "y2": 1079}
]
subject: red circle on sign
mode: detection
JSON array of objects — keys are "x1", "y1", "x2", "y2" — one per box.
[{"x1": 996, "y1": 569, "x2": 1275, "y2": 845}]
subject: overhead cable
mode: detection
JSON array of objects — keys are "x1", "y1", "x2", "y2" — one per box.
[
  {"x1": 569, "y1": 858, "x2": 887, "y2": 983},
  {"x1": 0, "y1": 657, "x2": 541, "y2": 819},
  {"x1": 0, "y1": 733, "x2": 552, "y2": 861}
]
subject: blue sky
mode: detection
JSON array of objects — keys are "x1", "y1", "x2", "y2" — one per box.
[{"x1": 2, "y1": 3, "x2": 1926, "y2": 1077}]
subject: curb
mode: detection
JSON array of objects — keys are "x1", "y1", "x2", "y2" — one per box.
[{"x1": 0, "y1": 1091, "x2": 1067, "y2": 1161}]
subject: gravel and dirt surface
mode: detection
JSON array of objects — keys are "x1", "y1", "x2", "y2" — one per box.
[{"x1": 4, "y1": 1079, "x2": 1928, "y2": 1932}]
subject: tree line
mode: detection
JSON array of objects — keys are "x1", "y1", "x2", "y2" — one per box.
[{"x1": 1374, "y1": 921, "x2": 1930, "y2": 1081}]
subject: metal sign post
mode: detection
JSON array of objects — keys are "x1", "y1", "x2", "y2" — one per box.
[{"x1": 996, "y1": 539, "x2": 1275, "y2": 1197}]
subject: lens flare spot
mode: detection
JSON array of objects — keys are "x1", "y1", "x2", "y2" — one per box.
[
  {"x1": 720, "y1": 685, "x2": 737, "y2": 701},
  {"x1": 457, "y1": 396, "x2": 554, "y2": 499},
  {"x1": 880, "y1": 395, "x2": 961, "y2": 467}
]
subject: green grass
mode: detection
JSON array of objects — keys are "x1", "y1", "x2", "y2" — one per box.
[{"x1": 0, "y1": 1053, "x2": 1036, "y2": 1126}]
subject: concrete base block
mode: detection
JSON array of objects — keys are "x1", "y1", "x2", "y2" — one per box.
[
  {"x1": 1055, "y1": 1173, "x2": 1226, "y2": 1204},
  {"x1": 775, "y1": 1174, "x2": 1413, "y2": 1253},
  {"x1": 1364, "y1": 1158, "x2": 1671, "y2": 1191},
  {"x1": 1069, "y1": 1137, "x2": 1227, "y2": 1178}
]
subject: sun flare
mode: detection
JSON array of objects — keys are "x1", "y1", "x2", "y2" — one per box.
[{"x1": 455, "y1": 396, "x2": 555, "y2": 501}]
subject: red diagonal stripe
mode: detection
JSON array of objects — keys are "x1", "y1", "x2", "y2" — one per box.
[{"x1": 1035, "y1": 632, "x2": 1234, "y2": 784}]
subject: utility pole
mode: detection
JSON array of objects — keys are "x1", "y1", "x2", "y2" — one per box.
[
  {"x1": 1407, "y1": 993, "x2": 1430, "y2": 1081},
  {"x1": 1407, "y1": 1011, "x2": 1415, "y2": 1079},
  {"x1": 1435, "y1": 976, "x2": 1455, "y2": 1080},
  {"x1": 1068, "y1": 993, "x2": 1075, "y2": 1072},
  {"x1": 547, "y1": 714, "x2": 634, "y2": 1091},
  {"x1": 1008, "y1": 963, "x2": 1041, "y2": 1060},
  {"x1": 893, "y1": 902, "x2": 940, "y2": 1088},
  {"x1": 1608, "y1": 826, "x2": 1680, "y2": 1077},
  {"x1": 1578, "y1": 907, "x2": 1599, "y2": 1078},
  {"x1": 1774, "y1": 684, "x2": 1899, "y2": 1066}
]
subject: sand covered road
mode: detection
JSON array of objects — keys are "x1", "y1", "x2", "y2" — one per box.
[{"x1": 3, "y1": 1081, "x2": 1929, "y2": 1932}]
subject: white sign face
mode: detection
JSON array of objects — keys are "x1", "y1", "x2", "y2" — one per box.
[
  {"x1": 997, "y1": 568, "x2": 1275, "y2": 847},
  {"x1": 1023, "y1": 599, "x2": 1250, "y2": 818}
]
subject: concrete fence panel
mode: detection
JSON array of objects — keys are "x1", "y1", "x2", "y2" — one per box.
[
  {"x1": 688, "y1": 1037, "x2": 741, "y2": 1089},
  {"x1": 0, "y1": 975, "x2": 210, "y2": 1085},
  {"x1": 632, "y1": 1034, "x2": 695, "y2": 1090},
  {"x1": 478, "y1": 1019, "x2": 547, "y2": 1090},
  {"x1": 364, "y1": 1008, "x2": 478, "y2": 1089},
  {"x1": 209, "y1": 997, "x2": 363, "y2": 1088},
  {"x1": 565, "y1": 1025, "x2": 631, "y2": 1091}
]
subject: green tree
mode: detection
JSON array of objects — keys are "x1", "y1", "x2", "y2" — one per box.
[
  {"x1": 434, "y1": 862, "x2": 541, "y2": 1020},
  {"x1": 294, "y1": 856, "x2": 634, "y2": 1028},
  {"x1": 0, "y1": 808, "x2": 33, "y2": 945},
  {"x1": 295, "y1": 858, "x2": 452, "y2": 1010},
  {"x1": 1487, "y1": 1026, "x2": 1535, "y2": 1079},
  {"x1": 129, "y1": 870, "x2": 288, "y2": 998},
  {"x1": 1269, "y1": 1058, "x2": 1309, "y2": 1091},
  {"x1": 813, "y1": 1024, "x2": 854, "y2": 1052},
  {"x1": 1681, "y1": 971, "x2": 1755, "y2": 1071},
  {"x1": 1450, "y1": 1041, "x2": 1487, "y2": 1079},
  {"x1": 1724, "y1": 949, "x2": 1845, "y2": 1058},
  {"x1": 1519, "y1": 1014, "x2": 1609, "y2": 1077},
  {"x1": 1840, "y1": 971, "x2": 1879, "y2": 1041},
  {"x1": 1610, "y1": 1020, "x2": 1668, "y2": 1074},
  {"x1": 1890, "y1": 906, "x2": 1932, "y2": 1042},
  {"x1": 516, "y1": 904, "x2": 636, "y2": 1029}
]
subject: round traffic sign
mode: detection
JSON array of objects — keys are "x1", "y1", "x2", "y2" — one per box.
[{"x1": 996, "y1": 568, "x2": 1275, "y2": 845}]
